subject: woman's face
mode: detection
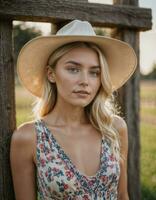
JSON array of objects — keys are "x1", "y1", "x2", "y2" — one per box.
[{"x1": 48, "y1": 46, "x2": 101, "y2": 107}]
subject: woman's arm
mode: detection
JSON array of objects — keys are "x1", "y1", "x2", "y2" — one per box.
[
  {"x1": 113, "y1": 115, "x2": 129, "y2": 200},
  {"x1": 10, "y1": 123, "x2": 37, "y2": 200}
]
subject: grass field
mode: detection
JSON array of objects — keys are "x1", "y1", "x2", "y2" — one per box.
[
  {"x1": 140, "y1": 80, "x2": 156, "y2": 200},
  {"x1": 15, "y1": 80, "x2": 156, "y2": 199}
]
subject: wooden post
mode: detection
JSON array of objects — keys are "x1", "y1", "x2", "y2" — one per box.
[
  {"x1": 112, "y1": 0, "x2": 141, "y2": 199},
  {"x1": 0, "y1": 19, "x2": 16, "y2": 200}
]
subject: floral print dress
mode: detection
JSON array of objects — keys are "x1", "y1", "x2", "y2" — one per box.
[{"x1": 35, "y1": 119, "x2": 120, "y2": 200}]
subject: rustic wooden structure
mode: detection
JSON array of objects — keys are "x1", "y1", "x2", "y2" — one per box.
[
  {"x1": 0, "y1": 0, "x2": 152, "y2": 199},
  {"x1": 111, "y1": 0, "x2": 142, "y2": 199}
]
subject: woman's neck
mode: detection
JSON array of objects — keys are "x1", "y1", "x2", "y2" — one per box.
[{"x1": 45, "y1": 99, "x2": 89, "y2": 127}]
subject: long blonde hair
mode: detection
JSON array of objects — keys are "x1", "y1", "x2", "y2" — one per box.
[{"x1": 32, "y1": 41, "x2": 121, "y2": 160}]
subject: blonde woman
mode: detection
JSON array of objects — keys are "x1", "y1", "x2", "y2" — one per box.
[{"x1": 10, "y1": 20, "x2": 137, "y2": 200}]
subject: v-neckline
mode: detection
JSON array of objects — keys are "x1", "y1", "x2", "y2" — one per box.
[{"x1": 39, "y1": 118, "x2": 106, "y2": 180}]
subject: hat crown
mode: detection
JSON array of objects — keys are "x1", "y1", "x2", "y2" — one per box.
[{"x1": 56, "y1": 19, "x2": 96, "y2": 36}]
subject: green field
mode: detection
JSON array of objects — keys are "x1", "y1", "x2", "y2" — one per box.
[
  {"x1": 140, "y1": 80, "x2": 156, "y2": 200},
  {"x1": 15, "y1": 80, "x2": 156, "y2": 199}
]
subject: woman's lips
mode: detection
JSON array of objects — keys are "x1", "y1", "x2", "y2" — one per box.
[
  {"x1": 74, "y1": 90, "x2": 90, "y2": 94},
  {"x1": 73, "y1": 91, "x2": 90, "y2": 97}
]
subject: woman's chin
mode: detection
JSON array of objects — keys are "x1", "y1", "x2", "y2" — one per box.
[{"x1": 69, "y1": 100, "x2": 92, "y2": 108}]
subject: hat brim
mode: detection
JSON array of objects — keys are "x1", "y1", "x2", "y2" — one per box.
[{"x1": 17, "y1": 35, "x2": 137, "y2": 97}]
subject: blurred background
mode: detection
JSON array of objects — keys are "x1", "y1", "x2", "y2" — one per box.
[{"x1": 13, "y1": 0, "x2": 156, "y2": 199}]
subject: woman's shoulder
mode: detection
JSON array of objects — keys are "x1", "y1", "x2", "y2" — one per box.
[
  {"x1": 112, "y1": 114, "x2": 127, "y2": 130},
  {"x1": 10, "y1": 120, "x2": 38, "y2": 166},
  {"x1": 112, "y1": 114, "x2": 128, "y2": 138},
  {"x1": 11, "y1": 120, "x2": 37, "y2": 148},
  {"x1": 112, "y1": 115, "x2": 128, "y2": 159}
]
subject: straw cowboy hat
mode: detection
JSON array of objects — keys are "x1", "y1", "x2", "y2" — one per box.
[{"x1": 17, "y1": 19, "x2": 137, "y2": 97}]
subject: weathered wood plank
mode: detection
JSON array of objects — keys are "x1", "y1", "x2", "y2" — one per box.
[
  {"x1": 125, "y1": 34, "x2": 141, "y2": 200},
  {"x1": 0, "y1": 19, "x2": 16, "y2": 200},
  {"x1": 116, "y1": 31, "x2": 141, "y2": 200},
  {"x1": 71, "y1": 0, "x2": 88, "y2": 1},
  {"x1": 0, "y1": 0, "x2": 152, "y2": 31},
  {"x1": 112, "y1": 0, "x2": 141, "y2": 199}
]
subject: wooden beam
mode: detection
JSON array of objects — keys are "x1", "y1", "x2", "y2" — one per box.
[
  {"x1": 0, "y1": 0, "x2": 152, "y2": 31},
  {"x1": 0, "y1": 19, "x2": 16, "y2": 200},
  {"x1": 112, "y1": 0, "x2": 141, "y2": 199},
  {"x1": 71, "y1": 0, "x2": 88, "y2": 1}
]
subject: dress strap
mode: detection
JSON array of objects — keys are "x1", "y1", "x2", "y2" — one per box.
[
  {"x1": 34, "y1": 118, "x2": 52, "y2": 147},
  {"x1": 34, "y1": 118, "x2": 44, "y2": 132}
]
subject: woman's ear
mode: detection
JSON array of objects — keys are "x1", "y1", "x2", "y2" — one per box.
[{"x1": 46, "y1": 65, "x2": 56, "y2": 83}]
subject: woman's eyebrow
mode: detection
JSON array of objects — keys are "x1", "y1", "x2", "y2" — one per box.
[{"x1": 65, "y1": 60, "x2": 100, "y2": 69}]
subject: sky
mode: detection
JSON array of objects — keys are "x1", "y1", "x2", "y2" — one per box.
[{"x1": 13, "y1": 0, "x2": 156, "y2": 74}]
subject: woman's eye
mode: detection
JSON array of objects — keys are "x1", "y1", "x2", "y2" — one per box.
[
  {"x1": 67, "y1": 67, "x2": 79, "y2": 73},
  {"x1": 90, "y1": 71, "x2": 100, "y2": 77}
]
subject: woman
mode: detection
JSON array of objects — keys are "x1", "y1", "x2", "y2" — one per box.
[{"x1": 10, "y1": 20, "x2": 137, "y2": 200}]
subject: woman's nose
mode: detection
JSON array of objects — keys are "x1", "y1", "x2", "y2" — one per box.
[{"x1": 79, "y1": 72, "x2": 89, "y2": 86}]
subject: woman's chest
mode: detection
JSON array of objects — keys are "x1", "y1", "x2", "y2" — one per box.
[
  {"x1": 35, "y1": 120, "x2": 120, "y2": 199},
  {"x1": 36, "y1": 135, "x2": 120, "y2": 199},
  {"x1": 36, "y1": 125, "x2": 103, "y2": 177}
]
